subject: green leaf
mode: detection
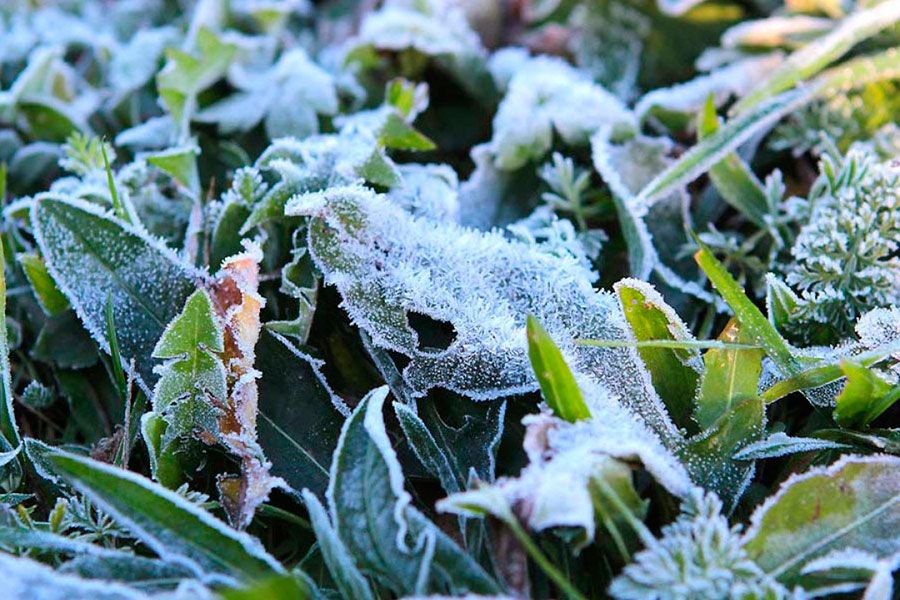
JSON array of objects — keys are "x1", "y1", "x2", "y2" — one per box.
[
  {"x1": 526, "y1": 315, "x2": 591, "y2": 423},
  {"x1": 32, "y1": 195, "x2": 198, "y2": 390},
  {"x1": 694, "y1": 319, "x2": 763, "y2": 429},
  {"x1": 696, "y1": 96, "x2": 768, "y2": 228},
  {"x1": 146, "y1": 144, "x2": 201, "y2": 195},
  {"x1": 219, "y1": 575, "x2": 312, "y2": 600},
  {"x1": 615, "y1": 280, "x2": 699, "y2": 431},
  {"x1": 19, "y1": 96, "x2": 89, "y2": 143},
  {"x1": 327, "y1": 386, "x2": 499, "y2": 596},
  {"x1": 833, "y1": 362, "x2": 900, "y2": 428},
  {"x1": 378, "y1": 113, "x2": 436, "y2": 151},
  {"x1": 256, "y1": 331, "x2": 345, "y2": 498},
  {"x1": 743, "y1": 454, "x2": 900, "y2": 584},
  {"x1": 765, "y1": 275, "x2": 801, "y2": 336},
  {"x1": 733, "y1": 2, "x2": 900, "y2": 113},
  {"x1": 694, "y1": 239, "x2": 800, "y2": 378},
  {"x1": 145, "y1": 289, "x2": 226, "y2": 487},
  {"x1": 301, "y1": 489, "x2": 375, "y2": 600},
  {"x1": 39, "y1": 445, "x2": 284, "y2": 585},
  {"x1": 157, "y1": 27, "x2": 237, "y2": 138},
  {"x1": 16, "y1": 252, "x2": 69, "y2": 315},
  {"x1": 733, "y1": 433, "x2": 850, "y2": 461}
]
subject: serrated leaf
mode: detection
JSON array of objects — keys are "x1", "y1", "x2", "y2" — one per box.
[
  {"x1": 327, "y1": 386, "x2": 499, "y2": 596},
  {"x1": 256, "y1": 331, "x2": 345, "y2": 498},
  {"x1": 694, "y1": 318, "x2": 763, "y2": 429},
  {"x1": 834, "y1": 362, "x2": 900, "y2": 428},
  {"x1": 743, "y1": 454, "x2": 900, "y2": 584},
  {"x1": 39, "y1": 445, "x2": 284, "y2": 585},
  {"x1": 32, "y1": 195, "x2": 199, "y2": 391},
  {"x1": 615, "y1": 280, "x2": 699, "y2": 430},
  {"x1": 17, "y1": 252, "x2": 69, "y2": 315},
  {"x1": 526, "y1": 315, "x2": 590, "y2": 423}
]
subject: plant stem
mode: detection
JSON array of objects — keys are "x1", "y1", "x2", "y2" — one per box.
[{"x1": 504, "y1": 516, "x2": 588, "y2": 600}]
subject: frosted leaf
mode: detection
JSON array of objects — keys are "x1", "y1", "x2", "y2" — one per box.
[
  {"x1": 635, "y1": 54, "x2": 784, "y2": 125},
  {"x1": 355, "y1": 0, "x2": 484, "y2": 60},
  {"x1": 286, "y1": 184, "x2": 681, "y2": 445},
  {"x1": 856, "y1": 307, "x2": 900, "y2": 360},
  {"x1": 109, "y1": 27, "x2": 178, "y2": 96},
  {"x1": 507, "y1": 207, "x2": 602, "y2": 281},
  {"x1": 488, "y1": 55, "x2": 635, "y2": 170},
  {"x1": 31, "y1": 194, "x2": 201, "y2": 392},
  {"x1": 456, "y1": 144, "x2": 542, "y2": 229},
  {"x1": 195, "y1": 48, "x2": 338, "y2": 139},
  {"x1": 0, "y1": 552, "x2": 153, "y2": 599},
  {"x1": 734, "y1": 432, "x2": 850, "y2": 461},
  {"x1": 720, "y1": 16, "x2": 833, "y2": 50},
  {"x1": 591, "y1": 129, "x2": 712, "y2": 301}
]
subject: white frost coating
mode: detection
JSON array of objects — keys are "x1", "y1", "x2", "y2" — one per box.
[
  {"x1": 592, "y1": 130, "x2": 713, "y2": 302},
  {"x1": 720, "y1": 16, "x2": 833, "y2": 49},
  {"x1": 733, "y1": 432, "x2": 850, "y2": 461},
  {"x1": 487, "y1": 54, "x2": 635, "y2": 170},
  {"x1": 856, "y1": 307, "x2": 900, "y2": 369},
  {"x1": 0, "y1": 552, "x2": 148, "y2": 600},
  {"x1": 635, "y1": 54, "x2": 784, "y2": 122},
  {"x1": 54, "y1": 452, "x2": 284, "y2": 586},
  {"x1": 287, "y1": 184, "x2": 682, "y2": 445},
  {"x1": 355, "y1": 0, "x2": 484, "y2": 59},
  {"x1": 655, "y1": 0, "x2": 706, "y2": 16}
]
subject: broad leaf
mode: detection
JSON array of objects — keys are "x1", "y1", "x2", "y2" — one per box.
[
  {"x1": 256, "y1": 331, "x2": 346, "y2": 498},
  {"x1": 38, "y1": 445, "x2": 283, "y2": 585},
  {"x1": 32, "y1": 195, "x2": 199, "y2": 391},
  {"x1": 694, "y1": 319, "x2": 763, "y2": 429},
  {"x1": 743, "y1": 454, "x2": 900, "y2": 584}
]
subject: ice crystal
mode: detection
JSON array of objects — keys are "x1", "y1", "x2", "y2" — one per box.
[{"x1": 786, "y1": 147, "x2": 900, "y2": 337}]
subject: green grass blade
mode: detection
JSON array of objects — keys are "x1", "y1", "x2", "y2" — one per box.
[{"x1": 526, "y1": 315, "x2": 591, "y2": 423}]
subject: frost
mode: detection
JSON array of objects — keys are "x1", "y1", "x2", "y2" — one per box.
[
  {"x1": 609, "y1": 489, "x2": 793, "y2": 600},
  {"x1": 0, "y1": 552, "x2": 152, "y2": 600},
  {"x1": 786, "y1": 147, "x2": 900, "y2": 337},
  {"x1": 388, "y1": 164, "x2": 459, "y2": 222},
  {"x1": 286, "y1": 184, "x2": 681, "y2": 445},
  {"x1": 635, "y1": 54, "x2": 784, "y2": 124},
  {"x1": 720, "y1": 16, "x2": 833, "y2": 50},
  {"x1": 354, "y1": 0, "x2": 484, "y2": 61},
  {"x1": 733, "y1": 432, "x2": 850, "y2": 461},
  {"x1": 195, "y1": 48, "x2": 338, "y2": 139},
  {"x1": 487, "y1": 54, "x2": 634, "y2": 170},
  {"x1": 591, "y1": 129, "x2": 712, "y2": 301},
  {"x1": 439, "y1": 381, "x2": 690, "y2": 545}
]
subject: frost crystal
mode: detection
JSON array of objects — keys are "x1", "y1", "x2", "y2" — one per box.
[
  {"x1": 609, "y1": 489, "x2": 793, "y2": 600},
  {"x1": 786, "y1": 147, "x2": 900, "y2": 337}
]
